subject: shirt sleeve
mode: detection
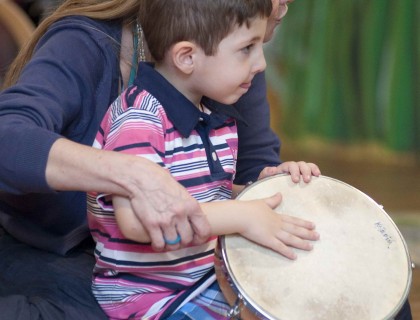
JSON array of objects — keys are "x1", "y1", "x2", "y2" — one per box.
[
  {"x1": 100, "y1": 95, "x2": 166, "y2": 166},
  {"x1": 233, "y1": 71, "x2": 282, "y2": 184},
  {"x1": 0, "y1": 22, "x2": 108, "y2": 194}
]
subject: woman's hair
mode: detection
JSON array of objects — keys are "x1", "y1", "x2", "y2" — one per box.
[
  {"x1": 139, "y1": 0, "x2": 272, "y2": 62},
  {"x1": 3, "y1": 0, "x2": 140, "y2": 88}
]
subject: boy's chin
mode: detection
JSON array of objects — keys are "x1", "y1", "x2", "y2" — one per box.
[{"x1": 217, "y1": 94, "x2": 246, "y2": 106}]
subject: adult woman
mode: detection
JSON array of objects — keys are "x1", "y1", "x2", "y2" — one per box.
[{"x1": 0, "y1": 0, "x2": 298, "y2": 318}]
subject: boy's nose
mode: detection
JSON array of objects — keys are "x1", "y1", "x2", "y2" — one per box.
[{"x1": 253, "y1": 50, "x2": 267, "y2": 74}]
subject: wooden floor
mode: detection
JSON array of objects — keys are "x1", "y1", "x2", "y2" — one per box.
[{"x1": 281, "y1": 141, "x2": 420, "y2": 319}]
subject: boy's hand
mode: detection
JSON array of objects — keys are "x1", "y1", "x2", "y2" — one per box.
[
  {"x1": 237, "y1": 193, "x2": 320, "y2": 260},
  {"x1": 258, "y1": 161, "x2": 321, "y2": 183}
]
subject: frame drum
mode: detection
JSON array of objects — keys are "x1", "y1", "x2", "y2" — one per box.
[{"x1": 215, "y1": 175, "x2": 413, "y2": 320}]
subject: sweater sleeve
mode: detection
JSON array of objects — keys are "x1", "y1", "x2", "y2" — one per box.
[
  {"x1": 0, "y1": 20, "x2": 108, "y2": 194},
  {"x1": 233, "y1": 71, "x2": 282, "y2": 184}
]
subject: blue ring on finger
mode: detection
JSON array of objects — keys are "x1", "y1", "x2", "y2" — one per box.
[{"x1": 164, "y1": 234, "x2": 181, "y2": 245}]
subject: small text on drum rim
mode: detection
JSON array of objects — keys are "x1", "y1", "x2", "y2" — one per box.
[{"x1": 374, "y1": 222, "x2": 394, "y2": 248}]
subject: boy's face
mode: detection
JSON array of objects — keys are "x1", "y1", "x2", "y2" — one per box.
[
  {"x1": 192, "y1": 17, "x2": 268, "y2": 105},
  {"x1": 264, "y1": 0, "x2": 293, "y2": 42}
]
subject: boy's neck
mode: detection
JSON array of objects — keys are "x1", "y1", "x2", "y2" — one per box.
[{"x1": 155, "y1": 63, "x2": 202, "y2": 110}]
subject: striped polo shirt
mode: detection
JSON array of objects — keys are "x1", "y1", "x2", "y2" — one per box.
[{"x1": 87, "y1": 63, "x2": 241, "y2": 319}]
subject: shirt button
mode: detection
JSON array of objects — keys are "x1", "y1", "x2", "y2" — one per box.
[
  {"x1": 199, "y1": 117, "x2": 204, "y2": 121},
  {"x1": 212, "y1": 152, "x2": 217, "y2": 161}
]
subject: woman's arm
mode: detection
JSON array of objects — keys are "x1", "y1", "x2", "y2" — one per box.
[
  {"x1": 0, "y1": 18, "x2": 209, "y2": 250},
  {"x1": 233, "y1": 71, "x2": 281, "y2": 184},
  {"x1": 0, "y1": 17, "x2": 120, "y2": 194},
  {"x1": 234, "y1": 72, "x2": 322, "y2": 185},
  {"x1": 49, "y1": 138, "x2": 210, "y2": 250}
]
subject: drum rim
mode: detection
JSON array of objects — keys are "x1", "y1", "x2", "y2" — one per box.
[{"x1": 218, "y1": 174, "x2": 413, "y2": 320}]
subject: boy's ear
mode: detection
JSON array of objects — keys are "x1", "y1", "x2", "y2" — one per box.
[{"x1": 171, "y1": 41, "x2": 197, "y2": 74}]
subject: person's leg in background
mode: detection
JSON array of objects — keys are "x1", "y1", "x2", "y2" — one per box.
[
  {"x1": 396, "y1": 300, "x2": 412, "y2": 320},
  {"x1": 0, "y1": 228, "x2": 107, "y2": 320}
]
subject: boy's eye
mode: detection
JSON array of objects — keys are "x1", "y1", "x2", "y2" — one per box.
[{"x1": 241, "y1": 44, "x2": 254, "y2": 54}]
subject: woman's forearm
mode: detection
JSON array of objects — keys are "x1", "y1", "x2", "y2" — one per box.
[
  {"x1": 47, "y1": 138, "x2": 209, "y2": 250},
  {"x1": 46, "y1": 138, "x2": 160, "y2": 196}
]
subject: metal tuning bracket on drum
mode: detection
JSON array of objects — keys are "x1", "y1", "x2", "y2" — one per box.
[{"x1": 227, "y1": 294, "x2": 246, "y2": 319}]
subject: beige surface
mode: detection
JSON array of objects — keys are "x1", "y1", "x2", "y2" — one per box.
[
  {"x1": 279, "y1": 141, "x2": 420, "y2": 319},
  {"x1": 220, "y1": 175, "x2": 412, "y2": 320}
]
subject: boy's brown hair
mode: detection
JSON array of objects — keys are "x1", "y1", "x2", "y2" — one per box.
[{"x1": 139, "y1": 0, "x2": 272, "y2": 62}]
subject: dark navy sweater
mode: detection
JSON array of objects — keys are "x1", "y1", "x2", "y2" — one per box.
[{"x1": 0, "y1": 16, "x2": 280, "y2": 255}]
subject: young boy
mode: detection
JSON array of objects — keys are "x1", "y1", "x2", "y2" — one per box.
[{"x1": 88, "y1": 1, "x2": 320, "y2": 319}]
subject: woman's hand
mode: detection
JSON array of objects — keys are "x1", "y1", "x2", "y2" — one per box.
[
  {"x1": 124, "y1": 162, "x2": 210, "y2": 251},
  {"x1": 46, "y1": 139, "x2": 211, "y2": 251}
]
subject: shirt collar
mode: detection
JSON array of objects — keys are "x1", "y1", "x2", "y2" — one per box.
[{"x1": 133, "y1": 62, "x2": 246, "y2": 137}]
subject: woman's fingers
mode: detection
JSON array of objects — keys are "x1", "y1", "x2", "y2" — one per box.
[{"x1": 128, "y1": 168, "x2": 209, "y2": 251}]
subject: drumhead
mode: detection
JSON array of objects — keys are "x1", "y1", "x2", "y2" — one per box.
[{"x1": 219, "y1": 175, "x2": 412, "y2": 320}]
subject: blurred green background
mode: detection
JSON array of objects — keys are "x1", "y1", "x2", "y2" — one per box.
[{"x1": 265, "y1": 0, "x2": 419, "y2": 162}]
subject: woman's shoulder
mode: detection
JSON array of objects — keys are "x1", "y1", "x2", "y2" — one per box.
[
  {"x1": 60, "y1": 16, "x2": 121, "y2": 37},
  {"x1": 31, "y1": 15, "x2": 123, "y2": 80},
  {"x1": 41, "y1": 16, "x2": 123, "y2": 50}
]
